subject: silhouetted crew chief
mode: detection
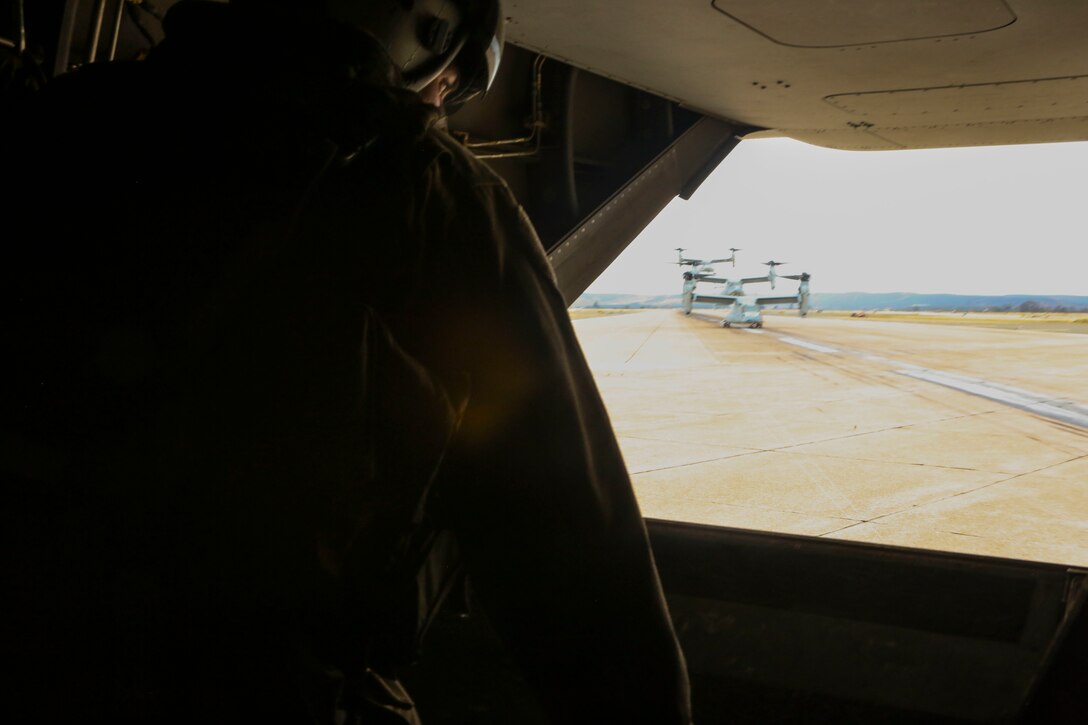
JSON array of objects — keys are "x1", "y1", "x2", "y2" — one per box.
[{"x1": 4, "y1": 1, "x2": 692, "y2": 722}]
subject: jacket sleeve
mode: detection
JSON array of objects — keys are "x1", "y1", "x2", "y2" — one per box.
[{"x1": 401, "y1": 139, "x2": 693, "y2": 724}]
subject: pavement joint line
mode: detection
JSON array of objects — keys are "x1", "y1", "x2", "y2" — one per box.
[
  {"x1": 1012, "y1": 430, "x2": 1088, "y2": 457},
  {"x1": 621, "y1": 402, "x2": 1001, "y2": 465},
  {"x1": 635, "y1": 492, "x2": 857, "y2": 520},
  {"x1": 764, "y1": 409, "x2": 989, "y2": 452},
  {"x1": 867, "y1": 454, "x2": 1088, "y2": 519},
  {"x1": 627, "y1": 449, "x2": 768, "y2": 475},
  {"x1": 623, "y1": 319, "x2": 667, "y2": 364},
  {"x1": 696, "y1": 498, "x2": 862, "y2": 524},
  {"x1": 818, "y1": 521, "x2": 870, "y2": 537},
  {"x1": 1038, "y1": 452, "x2": 1088, "y2": 471},
  {"x1": 617, "y1": 434, "x2": 765, "y2": 452},
  {"x1": 787, "y1": 446, "x2": 1062, "y2": 528},
  {"x1": 771, "y1": 449, "x2": 998, "y2": 474}
]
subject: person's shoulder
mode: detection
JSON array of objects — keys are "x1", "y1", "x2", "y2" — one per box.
[
  {"x1": 420, "y1": 125, "x2": 512, "y2": 195},
  {"x1": 420, "y1": 125, "x2": 555, "y2": 282}
]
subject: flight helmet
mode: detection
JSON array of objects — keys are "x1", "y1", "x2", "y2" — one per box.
[{"x1": 323, "y1": 0, "x2": 504, "y2": 105}]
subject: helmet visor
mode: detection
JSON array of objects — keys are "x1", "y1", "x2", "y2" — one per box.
[{"x1": 445, "y1": 0, "x2": 504, "y2": 108}]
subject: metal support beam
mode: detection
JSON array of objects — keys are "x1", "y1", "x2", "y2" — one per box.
[
  {"x1": 547, "y1": 116, "x2": 738, "y2": 306},
  {"x1": 680, "y1": 135, "x2": 741, "y2": 200},
  {"x1": 107, "y1": 0, "x2": 126, "y2": 61},
  {"x1": 53, "y1": 0, "x2": 81, "y2": 76},
  {"x1": 86, "y1": 0, "x2": 108, "y2": 64}
]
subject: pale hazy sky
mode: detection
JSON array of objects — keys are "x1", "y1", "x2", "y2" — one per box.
[{"x1": 586, "y1": 138, "x2": 1088, "y2": 297}]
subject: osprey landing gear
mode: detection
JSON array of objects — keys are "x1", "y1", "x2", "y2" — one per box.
[{"x1": 720, "y1": 320, "x2": 731, "y2": 328}]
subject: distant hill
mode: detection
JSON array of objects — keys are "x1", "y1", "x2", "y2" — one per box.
[
  {"x1": 573, "y1": 292, "x2": 1088, "y2": 311},
  {"x1": 574, "y1": 294, "x2": 686, "y2": 308},
  {"x1": 809, "y1": 292, "x2": 1088, "y2": 311}
]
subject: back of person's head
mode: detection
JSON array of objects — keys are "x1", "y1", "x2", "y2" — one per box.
[{"x1": 231, "y1": 0, "x2": 503, "y2": 106}]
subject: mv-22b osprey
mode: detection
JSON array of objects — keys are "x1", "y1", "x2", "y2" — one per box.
[{"x1": 676, "y1": 248, "x2": 810, "y2": 328}]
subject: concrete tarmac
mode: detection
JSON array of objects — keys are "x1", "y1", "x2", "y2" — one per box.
[{"x1": 572, "y1": 309, "x2": 1088, "y2": 566}]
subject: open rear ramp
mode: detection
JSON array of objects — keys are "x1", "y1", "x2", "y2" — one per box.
[
  {"x1": 405, "y1": 522, "x2": 1086, "y2": 723},
  {"x1": 653, "y1": 520, "x2": 1087, "y2": 723}
]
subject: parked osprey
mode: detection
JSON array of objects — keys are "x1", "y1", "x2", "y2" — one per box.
[{"x1": 677, "y1": 249, "x2": 810, "y2": 327}]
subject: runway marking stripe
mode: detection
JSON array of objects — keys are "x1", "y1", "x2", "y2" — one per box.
[
  {"x1": 865, "y1": 354, "x2": 925, "y2": 372},
  {"x1": 898, "y1": 368, "x2": 1088, "y2": 429},
  {"x1": 777, "y1": 336, "x2": 839, "y2": 354},
  {"x1": 744, "y1": 329, "x2": 765, "y2": 334}
]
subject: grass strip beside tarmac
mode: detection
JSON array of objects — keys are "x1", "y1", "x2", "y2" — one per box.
[{"x1": 569, "y1": 309, "x2": 644, "y2": 320}]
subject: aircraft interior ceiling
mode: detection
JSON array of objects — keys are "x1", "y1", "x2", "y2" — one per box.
[{"x1": 507, "y1": 0, "x2": 1088, "y2": 150}]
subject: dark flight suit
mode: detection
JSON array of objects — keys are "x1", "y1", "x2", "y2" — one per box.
[{"x1": 4, "y1": 2, "x2": 691, "y2": 722}]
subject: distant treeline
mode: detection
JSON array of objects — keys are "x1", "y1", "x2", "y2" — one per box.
[{"x1": 574, "y1": 292, "x2": 1088, "y2": 312}]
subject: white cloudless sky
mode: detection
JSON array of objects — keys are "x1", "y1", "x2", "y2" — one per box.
[{"x1": 585, "y1": 138, "x2": 1088, "y2": 297}]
